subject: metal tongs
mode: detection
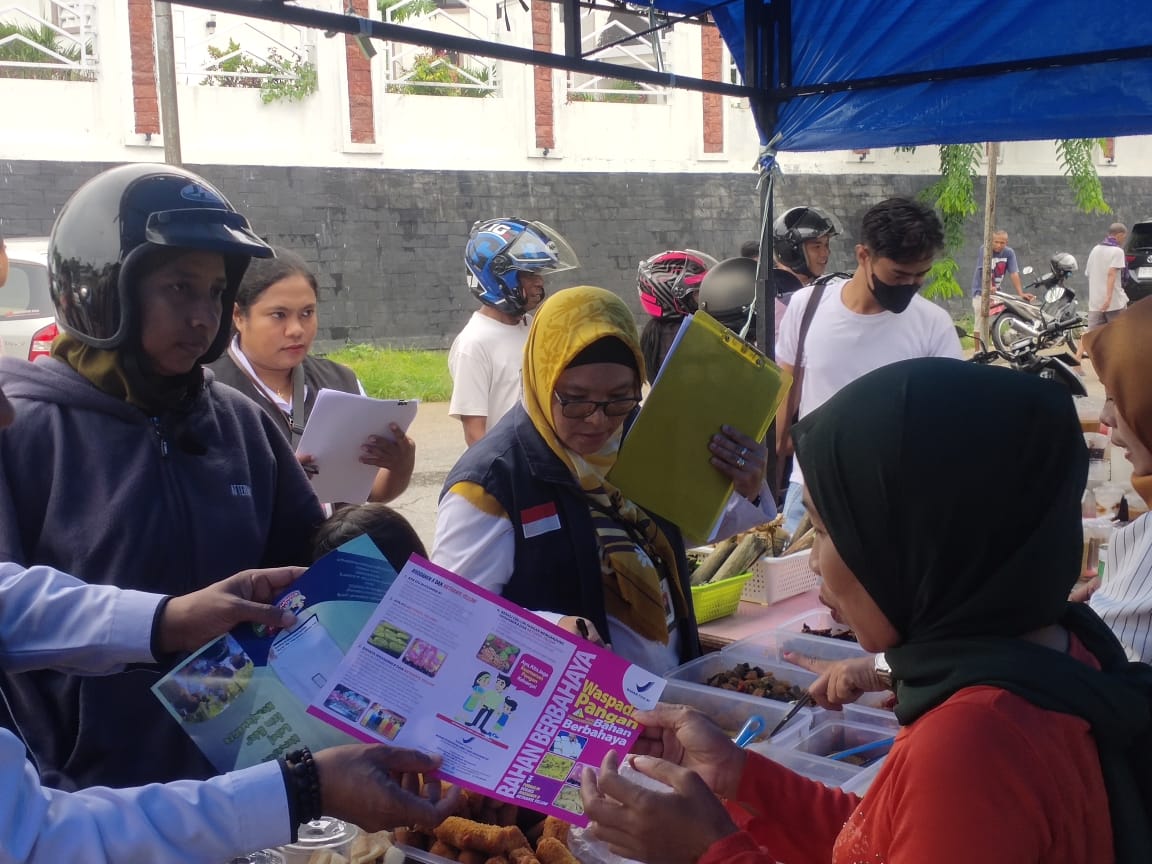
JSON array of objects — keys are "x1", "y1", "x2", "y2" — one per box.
[{"x1": 766, "y1": 692, "x2": 814, "y2": 739}]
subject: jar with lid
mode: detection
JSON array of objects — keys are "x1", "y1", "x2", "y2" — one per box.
[
  {"x1": 279, "y1": 817, "x2": 360, "y2": 864},
  {"x1": 224, "y1": 850, "x2": 286, "y2": 864}
]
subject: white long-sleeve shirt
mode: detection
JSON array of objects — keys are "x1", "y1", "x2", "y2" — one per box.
[{"x1": 0, "y1": 562, "x2": 291, "y2": 864}]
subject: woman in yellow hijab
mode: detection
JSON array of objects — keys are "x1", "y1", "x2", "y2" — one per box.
[{"x1": 432, "y1": 286, "x2": 770, "y2": 674}]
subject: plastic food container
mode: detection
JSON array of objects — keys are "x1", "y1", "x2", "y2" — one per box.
[
  {"x1": 722, "y1": 626, "x2": 895, "y2": 710},
  {"x1": 669, "y1": 650, "x2": 816, "y2": 693},
  {"x1": 660, "y1": 678, "x2": 811, "y2": 746},
  {"x1": 794, "y1": 717, "x2": 894, "y2": 765},
  {"x1": 279, "y1": 817, "x2": 360, "y2": 864},
  {"x1": 750, "y1": 743, "x2": 864, "y2": 789}
]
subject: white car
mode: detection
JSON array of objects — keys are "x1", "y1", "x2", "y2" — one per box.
[{"x1": 0, "y1": 237, "x2": 56, "y2": 361}]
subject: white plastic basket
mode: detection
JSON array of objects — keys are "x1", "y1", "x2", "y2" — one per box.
[{"x1": 741, "y1": 549, "x2": 818, "y2": 605}]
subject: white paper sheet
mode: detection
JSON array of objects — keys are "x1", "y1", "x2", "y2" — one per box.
[{"x1": 296, "y1": 389, "x2": 419, "y2": 504}]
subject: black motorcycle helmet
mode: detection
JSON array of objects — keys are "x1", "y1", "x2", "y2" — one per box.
[
  {"x1": 698, "y1": 256, "x2": 757, "y2": 339},
  {"x1": 772, "y1": 206, "x2": 838, "y2": 279},
  {"x1": 48, "y1": 163, "x2": 273, "y2": 365}
]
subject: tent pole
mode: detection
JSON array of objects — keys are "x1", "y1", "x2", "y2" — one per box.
[{"x1": 562, "y1": 0, "x2": 580, "y2": 58}]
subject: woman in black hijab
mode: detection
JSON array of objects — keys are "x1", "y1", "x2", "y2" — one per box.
[{"x1": 580, "y1": 358, "x2": 1152, "y2": 864}]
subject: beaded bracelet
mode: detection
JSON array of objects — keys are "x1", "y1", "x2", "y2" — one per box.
[{"x1": 280, "y1": 746, "x2": 323, "y2": 837}]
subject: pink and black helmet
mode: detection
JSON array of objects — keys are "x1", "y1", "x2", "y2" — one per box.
[{"x1": 636, "y1": 249, "x2": 718, "y2": 318}]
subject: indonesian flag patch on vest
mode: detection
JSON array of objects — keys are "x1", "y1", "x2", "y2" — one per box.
[{"x1": 521, "y1": 502, "x2": 562, "y2": 538}]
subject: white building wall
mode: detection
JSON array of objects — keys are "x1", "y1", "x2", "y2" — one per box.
[{"x1": 1, "y1": 0, "x2": 1151, "y2": 178}]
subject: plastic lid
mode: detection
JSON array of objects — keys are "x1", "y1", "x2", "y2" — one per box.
[{"x1": 283, "y1": 817, "x2": 358, "y2": 851}]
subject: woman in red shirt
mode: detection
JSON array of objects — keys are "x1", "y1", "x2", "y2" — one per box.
[{"x1": 581, "y1": 358, "x2": 1152, "y2": 864}]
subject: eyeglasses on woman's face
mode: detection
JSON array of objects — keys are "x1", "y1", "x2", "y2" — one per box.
[{"x1": 552, "y1": 391, "x2": 640, "y2": 419}]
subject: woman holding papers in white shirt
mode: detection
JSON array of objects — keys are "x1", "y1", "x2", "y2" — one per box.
[{"x1": 210, "y1": 247, "x2": 415, "y2": 504}]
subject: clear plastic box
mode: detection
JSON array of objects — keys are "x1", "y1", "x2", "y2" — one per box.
[
  {"x1": 660, "y1": 678, "x2": 811, "y2": 746},
  {"x1": 749, "y1": 743, "x2": 864, "y2": 788},
  {"x1": 722, "y1": 627, "x2": 894, "y2": 712},
  {"x1": 667, "y1": 651, "x2": 818, "y2": 696},
  {"x1": 794, "y1": 717, "x2": 894, "y2": 764}
]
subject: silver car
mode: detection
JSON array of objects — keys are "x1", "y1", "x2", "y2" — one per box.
[{"x1": 0, "y1": 237, "x2": 55, "y2": 361}]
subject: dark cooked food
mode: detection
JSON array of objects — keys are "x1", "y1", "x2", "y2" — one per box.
[
  {"x1": 703, "y1": 662, "x2": 805, "y2": 702},
  {"x1": 801, "y1": 623, "x2": 859, "y2": 642}
]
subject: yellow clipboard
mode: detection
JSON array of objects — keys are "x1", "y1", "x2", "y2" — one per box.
[{"x1": 608, "y1": 311, "x2": 792, "y2": 542}]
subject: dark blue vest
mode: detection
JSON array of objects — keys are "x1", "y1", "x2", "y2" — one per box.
[{"x1": 441, "y1": 404, "x2": 701, "y2": 664}]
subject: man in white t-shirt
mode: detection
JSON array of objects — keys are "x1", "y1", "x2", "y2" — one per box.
[
  {"x1": 1076, "y1": 222, "x2": 1129, "y2": 364},
  {"x1": 775, "y1": 197, "x2": 964, "y2": 535},
  {"x1": 449, "y1": 218, "x2": 579, "y2": 446}
]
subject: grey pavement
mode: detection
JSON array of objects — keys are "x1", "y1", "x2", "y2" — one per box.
[
  {"x1": 389, "y1": 401, "x2": 467, "y2": 551},
  {"x1": 393, "y1": 359, "x2": 1125, "y2": 552}
]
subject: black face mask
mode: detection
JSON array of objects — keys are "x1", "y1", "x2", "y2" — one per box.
[{"x1": 868, "y1": 264, "x2": 921, "y2": 313}]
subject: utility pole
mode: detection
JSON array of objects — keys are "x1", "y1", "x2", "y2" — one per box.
[
  {"x1": 154, "y1": 1, "x2": 183, "y2": 166},
  {"x1": 978, "y1": 142, "x2": 999, "y2": 351}
]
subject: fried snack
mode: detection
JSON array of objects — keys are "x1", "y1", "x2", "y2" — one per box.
[
  {"x1": 434, "y1": 817, "x2": 527, "y2": 855},
  {"x1": 540, "y1": 817, "x2": 570, "y2": 846},
  {"x1": 392, "y1": 827, "x2": 430, "y2": 850},
  {"x1": 429, "y1": 840, "x2": 460, "y2": 860},
  {"x1": 457, "y1": 852, "x2": 487, "y2": 864},
  {"x1": 500, "y1": 826, "x2": 530, "y2": 853},
  {"x1": 508, "y1": 848, "x2": 542, "y2": 864},
  {"x1": 483, "y1": 858, "x2": 509, "y2": 864},
  {"x1": 350, "y1": 830, "x2": 392, "y2": 864},
  {"x1": 535, "y1": 837, "x2": 579, "y2": 864},
  {"x1": 308, "y1": 852, "x2": 350, "y2": 864}
]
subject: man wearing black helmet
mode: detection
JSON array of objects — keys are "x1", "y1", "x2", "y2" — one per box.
[
  {"x1": 773, "y1": 205, "x2": 839, "y2": 296},
  {"x1": 0, "y1": 164, "x2": 325, "y2": 791}
]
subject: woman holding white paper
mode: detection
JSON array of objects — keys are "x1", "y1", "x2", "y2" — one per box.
[
  {"x1": 432, "y1": 286, "x2": 773, "y2": 675},
  {"x1": 210, "y1": 248, "x2": 415, "y2": 504}
]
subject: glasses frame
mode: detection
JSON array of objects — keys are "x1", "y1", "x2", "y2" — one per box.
[{"x1": 552, "y1": 391, "x2": 641, "y2": 420}]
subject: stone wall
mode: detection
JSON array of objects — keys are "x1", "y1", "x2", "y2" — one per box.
[{"x1": 2, "y1": 159, "x2": 1147, "y2": 349}]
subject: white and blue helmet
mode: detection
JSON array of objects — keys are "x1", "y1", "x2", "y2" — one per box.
[{"x1": 465, "y1": 218, "x2": 579, "y2": 316}]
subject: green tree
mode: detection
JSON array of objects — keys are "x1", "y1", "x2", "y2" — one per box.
[
  {"x1": 378, "y1": 0, "x2": 437, "y2": 22},
  {"x1": 919, "y1": 140, "x2": 1111, "y2": 300}
]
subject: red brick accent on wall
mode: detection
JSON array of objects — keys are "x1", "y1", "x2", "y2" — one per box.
[
  {"x1": 345, "y1": 0, "x2": 376, "y2": 144},
  {"x1": 532, "y1": 0, "x2": 554, "y2": 151},
  {"x1": 127, "y1": 0, "x2": 159, "y2": 135},
  {"x1": 701, "y1": 22, "x2": 724, "y2": 154}
]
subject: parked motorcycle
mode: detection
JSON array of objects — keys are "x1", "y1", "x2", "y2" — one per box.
[
  {"x1": 967, "y1": 312, "x2": 1087, "y2": 396},
  {"x1": 988, "y1": 252, "x2": 1084, "y2": 353}
]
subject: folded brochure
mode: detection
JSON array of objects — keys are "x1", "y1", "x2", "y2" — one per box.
[
  {"x1": 155, "y1": 546, "x2": 665, "y2": 825},
  {"x1": 152, "y1": 535, "x2": 399, "y2": 772}
]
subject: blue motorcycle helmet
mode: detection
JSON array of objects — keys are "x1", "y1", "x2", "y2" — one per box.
[{"x1": 465, "y1": 218, "x2": 579, "y2": 316}]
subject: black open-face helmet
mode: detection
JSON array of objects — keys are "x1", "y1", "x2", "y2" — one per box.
[
  {"x1": 772, "y1": 206, "x2": 839, "y2": 279},
  {"x1": 698, "y1": 256, "x2": 757, "y2": 339},
  {"x1": 48, "y1": 163, "x2": 273, "y2": 364}
]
